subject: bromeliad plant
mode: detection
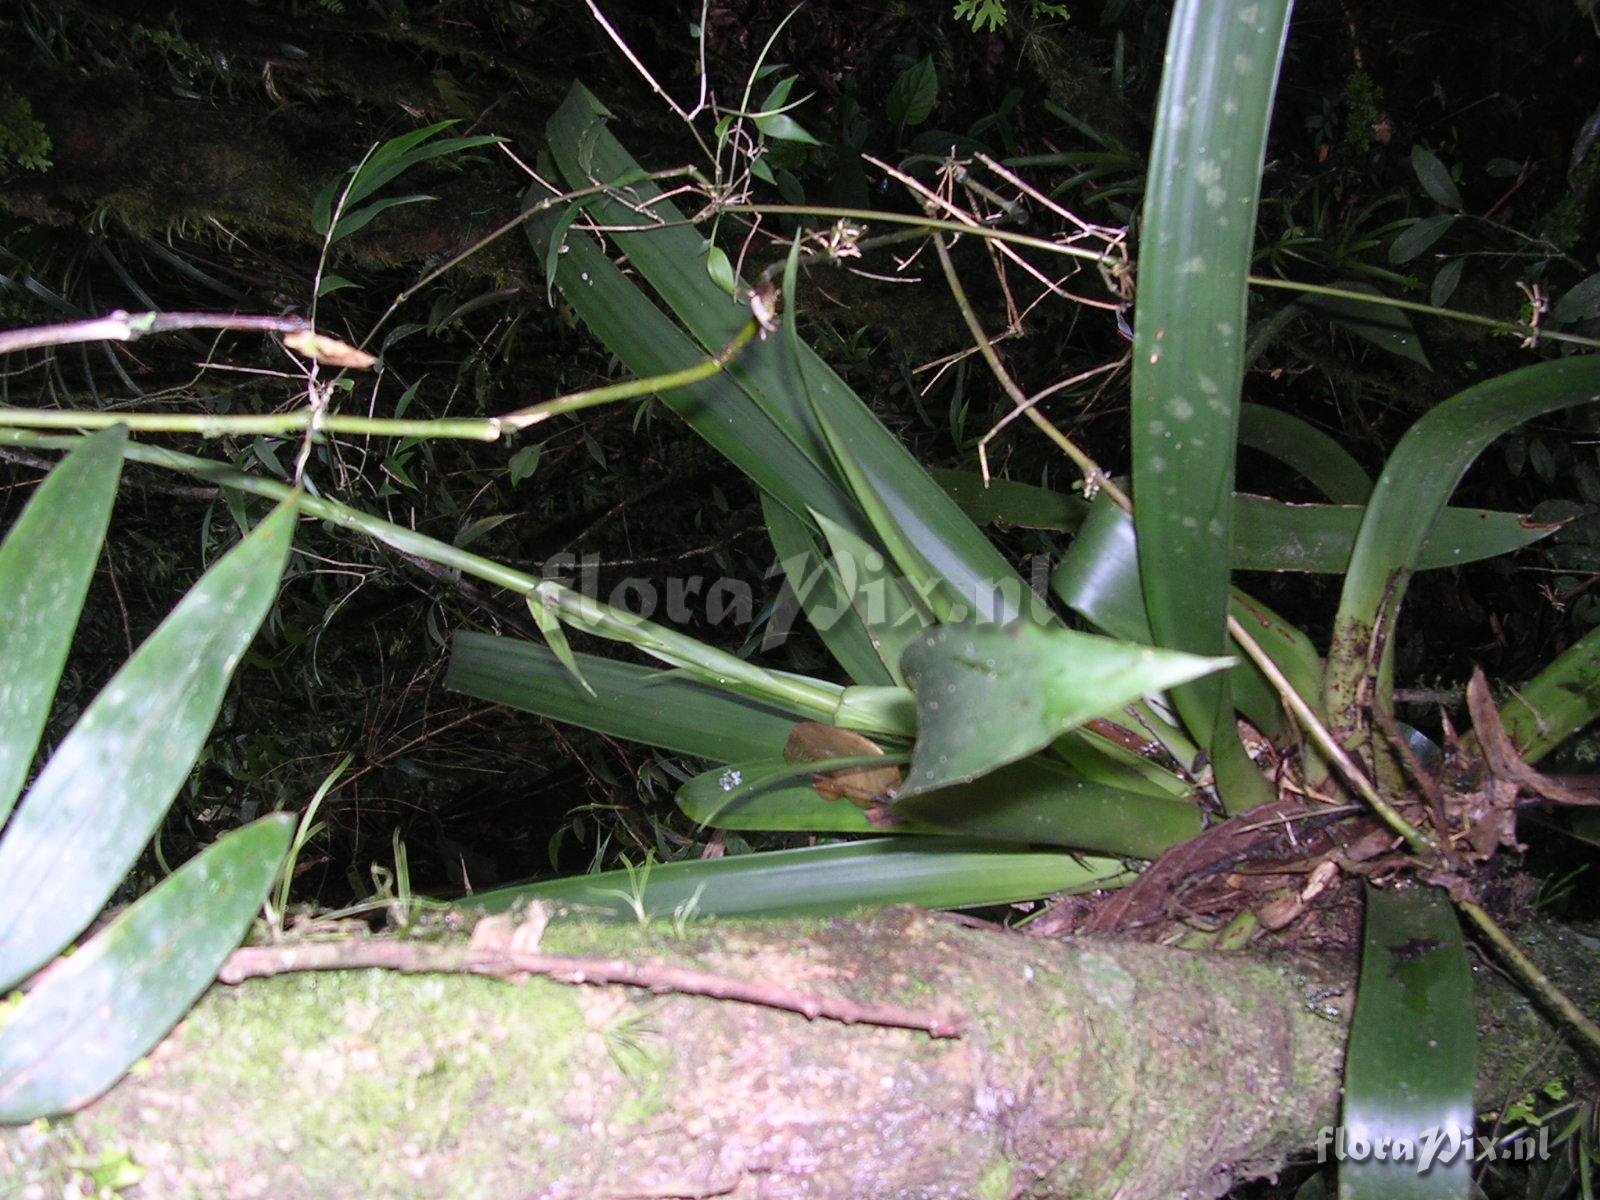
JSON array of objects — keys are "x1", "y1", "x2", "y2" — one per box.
[
  {"x1": 1, "y1": 0, "x2": 1597, "y2": 1180},
  {"x1": 434, "y1": 6, "x2": 1600, "y2": 1196},
  {"x1": 441, "y1": 72, "x2": 1600, "y2": 936}
]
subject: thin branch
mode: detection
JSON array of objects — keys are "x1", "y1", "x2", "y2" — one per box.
[
  {"x1": 0, "y1": 319, "x2": 761, "y2": 442},
  {"x1": 360, "y1": 166, "x2": 703, "y2": 352},
  {"x1": 583, "y1": 0, "x2": 712, "y2": 158},
  {"x1": 218, "y1": 938, "x2": 967, "y2": 1039},
  {"x1": 1458, "y1": 899, "x2": 1600, "y2": 1057},
  {"x1": 929, "y1": 231, "x2": 1131, "y2": 509},
  {"x1": 1248, "y1": 276, "x2": 1600, "y2": 350},
  {"x1": 1224, "y1": 612, "x2": 1433, "y2": 855},
  {"x1": 716, "y1": 203, "x2": 1600, "y2": 350},
  {"x1": 0, "y1": 407, "x2": 503, "y2": 440},
  {"x1": 0, "y1": 311, "x2": 311, "y2": 357},
  {"x1": 866, "y1": 153, "x2": 1121, "y2": 310},
  {"x1": 496, "y1": 317, "x2": 760, "y2": 430}
]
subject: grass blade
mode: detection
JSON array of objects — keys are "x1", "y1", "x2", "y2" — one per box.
[
  {"x1": 446, "y1": 632, "x2": 811, "y2": 761},
  {"x1": 344, "y1": 131, "x2": 502, "y2": 210},
  {"x1": 459, "y1": 837, "x2": 1132, "y2": 918},
  {"x1": 0, "y1": 425, "x2": 125, "y2": 822},
  {"x1": 330, "y1": 193, "x2": 437, "y2": 244},
  {"x1": 0, "y1": 497, "x2": 297, "y2": 993},
  {"x1": 0, "y1": 814, "x2": 293, "y2": 1121}
]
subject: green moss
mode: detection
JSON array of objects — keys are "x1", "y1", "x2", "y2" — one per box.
[
  {"x1": 1541, "y1": 160, "x2": 1599, "y2": 251},
  {"x1": 977, "y1": 1158, "x2": 1016, "y2": 1199},
  {"x1": 0, "y1": 88, "x2": 50, "y2": 173},
  {"x1": 1341, "y1": 71, "x2": 1386, "y2": 155},
  {"x1": 16, "y1": 970, "x2": 593, "y2": 1199}
]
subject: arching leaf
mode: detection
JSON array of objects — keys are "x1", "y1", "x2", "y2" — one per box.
[
  {"x1": 0, "y1": 425, "x2": 125, "y2": 822},
  {"x1": 0, "y1": 815, "x2": 293, "y2": 1121},
  {"x1": 0, "y1": 497, "x2": 297, "y2": 994}
]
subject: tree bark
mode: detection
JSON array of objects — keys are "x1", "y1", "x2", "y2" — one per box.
[{"x1": 3, "y1": 907, "x2": 1594, "y2": 1199}]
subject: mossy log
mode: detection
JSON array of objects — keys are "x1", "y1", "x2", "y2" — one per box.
[{"x1": 3, "y1": 907, "x2": 1595, "y2": 1199}]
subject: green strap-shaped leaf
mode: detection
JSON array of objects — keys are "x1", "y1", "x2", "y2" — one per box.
[
  {"x1": 1053, "y1": 724, "x2": 1199, "y2": 799},
  {"x1": 677, "y1": 760, "x2": 940, "y2": 834},
  {"x1": 545, "y1": 84, "x2": 1033, "y2": 623},
  {"x1": 0, "y1": 425, "x2": 125, "y2": 822},
  {"x1": 1050, "y1": 496, "x2": 1151, "y2": 643},
  {"x1": 1340, "y1": 885, "x2": 1475, "y2": 1200},
  {"x1": 0, "y1": 497, "x2": 297, "y2": 994},
  {"x1": 936, "y1": 468, "x2": 1540, "y2": 572},
  {"x1": 811, "y1": 508, "x2": 935, "y2": 685},
  {"x1": 458, "y1": 836, "x2": 1133, "y2": 919},
  {"x1": 1325, "y1": 355, "x2": 1600, "y2": 734},
  {"x1": 1301, "y1": 283, "x2": 1431, "y2": 370},
  {"x1": 1129, "y1": 0, "x2": 1292, "y2": 808},
  {"x1": 446, "y1": 631, "x2": 811, "y2": 761},
  {"x1": 0, "y1": 814, "x2": 293, "y2": 1121},
  {"x1": 1231, "y1": 497, "x2": 1553, "y2": 573},
  {"x1": 1051, "y1": 498, "x2": 1321, "y2": 735},
  {"x1": 1229, "y1": 590, "x2": 1325, "y2": 725},
  {"x1": 929, "y1": 467, "x2": 1084, "y2": 531},
  {"x1": 761, "y1": 493, "x2": 893, "y2": 686},
  {"x1": 1485, "y1": 622, "x2": 1600, "y2": 765},
  {"x1": 831, "y1": 685, "x2": 918, "y2": 738},
  {"x1": 679, "y1": 754, "x2": 1202, "y2": 859},
  {"x1": 525, "y1": 181, "x2": 868, "y2": 544},
  {"x1": 776, "y1": 238, "x2": 971, "y2": 624},
  {"x1": 797, "y1": 366, "x2": 970, "y2": 623},
  {"x1": 1238, "y1": 404, "x2": 1373, "y2": 504},
  {"x1": 536, "y1": 579, "x2": 841, "y2": 716},
  {"x1": 894, "y1": 756, "x2": 1204, "y2": 859},
  {"x1": 896, "y1": 620, "x2": 1230, "y2": 798},
  {"x1": 545, "y1": 88, "x2": 832, "y2": 465}
]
